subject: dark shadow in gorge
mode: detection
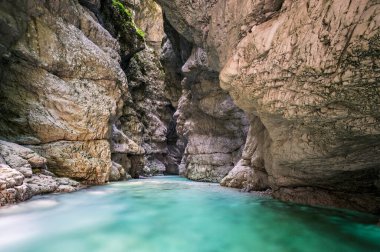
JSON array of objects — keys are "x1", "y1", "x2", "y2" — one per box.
[
  {"x1": 100, "y1": 1, "x2": 187, "y2": 177},
  {"x1": 160, "y1": 15, "x2": 249, "y2": 183}
]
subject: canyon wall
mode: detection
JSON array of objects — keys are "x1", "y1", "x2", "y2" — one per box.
[
  {"x1": 0, "y1": 0, "x2": 379, "y2": 214},
  {"x1": 156, "y1": 0, "x2": 380, "y2": 213},
  {"x1": 0, "y1": 0, "x2": 177, "y2": 205},
  {"x1": 161, "y1": 20, "x2": 248, "y2": 182}
]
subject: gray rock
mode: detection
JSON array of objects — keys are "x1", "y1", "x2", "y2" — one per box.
[
  {"x1": 0, "y1": 0, "x2": 125, "y2": 184},
  {"x1": 156, "y1": 0, "x2": 380, "y2": 213},
  {"x1": 0, "y1": 164, "x2": 24, "y2": 189},
  {"x1": 0, "y1": 140, "x2": 47, "y2": 177},
  {"x1": 55, "y1": 185, "x2": 77, "y2": 193},
  {"x1": 160, "y1": 29, "x2": 249, "y2": 182},
  {"x1": 144, "y1": 159, "x2": 166, "y2": 176},
  {"x1": 0, "y1": 0, "x2": 179, "y2": 205},
  {"x1": 25, "y1": 175, "x2": 59, "y2": 195},
  {"x1": 29, "y1": 141, "x2": 111, "y2": 184},
  {"x1": 221, "y1": 161, "x2": 268, "y2": 191},
  {"x1": 109, "y1": 161, "x2": 122, "y2": 181}
]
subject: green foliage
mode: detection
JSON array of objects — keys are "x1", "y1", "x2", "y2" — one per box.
[
  {"x1": 111, "y1": 0, "x2": 145, "y2": 39},
  {"x1": 135, "y1": 26, "x2": 146, "y2": 39},
  {"x1": 112, "y1": 0, "x2": 132, "y2": 18}
]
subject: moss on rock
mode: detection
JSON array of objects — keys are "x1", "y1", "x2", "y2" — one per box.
[{"x1": 111, "y1": 0, "x2": 145, "y2": 40}]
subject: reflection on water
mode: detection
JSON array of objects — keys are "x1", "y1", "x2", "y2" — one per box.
[{"x1": 0, "y1": 176, "x2": 379, "y2": 252}]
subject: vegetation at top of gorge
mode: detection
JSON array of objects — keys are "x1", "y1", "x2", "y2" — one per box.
[{"x1": 111, "y1": 0, "x2": 145, "y2": 39}]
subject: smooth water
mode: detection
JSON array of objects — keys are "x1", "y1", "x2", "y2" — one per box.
[{"x1": 0, "y1": 176, "x2": 379, "y2": 252}]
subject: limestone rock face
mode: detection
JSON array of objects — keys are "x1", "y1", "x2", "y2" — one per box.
[
  {"x1": 0, "y1": 0, "x2": 181, "y2": 205},
  {"x1": 134, "y1": 0, "x2": 165, "y2": 51},
  {"x1": 0, "y1": 141, "x2": 81, "y2": 206},
  {"x1": 120, "y1": 45, "x2": 178, "y2": 177},
  {"x1": 156, "y1": 0, "x2": 380, "y2": 213},
  {"x1": 0, "y1": 0, "x2": 128, "y2": 184},
  {"x1": 105, "y1": 1, "x2": 182, "y2": 178},
  {"x1": 161, "y1": 22, "x2": 249, "y2": 182},
  {"x1": 0, "y1": 140, "x2": 46, "y2": 178},
  {"x1": 109, "y1": 161, "x2": 127, "y2": 182},
  {"x1": 28, "y1": 140, "x2": 111, "y2": 184}
]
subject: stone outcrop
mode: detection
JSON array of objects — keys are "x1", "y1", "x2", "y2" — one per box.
[
  {"x1": 111, "y1": 0, "x2": 182, "y2": 177},
  {"x1": 160, "y1": 20, "x2": 248, "y2": 182},
  {"x1": 0, "y1": 0, "x2": 180, "y2": 206},
  {"x1": 134, "y1": 0, "x2": 165, "y2": 51},
  {"x1": 0, "y1": 141, "x2": 82, "y2": 206},
  {"x1": 156, "y1": 0, "x2": 380, "y2": 213},
  {"x1": 176, "y1": 59, "x2": 249, "y2": 182},
  {"x1": 0, "y1": 0, "x2": 125, "y2": 184},
  {"x1": 1, "y1": 0, "x2": 379, "y2": 214},
  {"x1": 221, "y1": 116, "x2": 269, "y2": 191}
]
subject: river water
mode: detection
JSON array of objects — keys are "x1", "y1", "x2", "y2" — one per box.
[{"x1": 0, "y1": 176, "x2": 379, "y2": 252}]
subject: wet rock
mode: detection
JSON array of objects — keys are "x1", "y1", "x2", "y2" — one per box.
[
  {"x1": 0, "y1": 142, "x2": 82, "y2": 206},
  {"x1": 222, "y1": 116, "x2": 270, "y2": 190},
  {"x1": 55, "y1": 185, "x2": 79, "y2": 193},
  {"x1": 273, "y1": 187, "x2": 380, "y2": 215},
  {"x1": 0, "y1": 0, "x2": 182, "y2": 205},
  {"x1": 2, "y1": 173, "x2": 82, "y2": 204},
  {"x1": 55, "y1": 177, "x2": 80, "y2": 187},
  {"x1": 25, "y1": 175, "x2": 59, "y2": 195},
  {"x1": 221, "y1": 162, "x2": 267, "y2": 191}
]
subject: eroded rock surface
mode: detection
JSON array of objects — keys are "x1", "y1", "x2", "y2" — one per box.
[
  {"x1": 0, "y1": 0, "x2": 126, "y2": 184},
  {"x1": 110, "y1": 0, "x2": 182, "y2": 177},
  {"x1": 0, "y1": 0, "x2": 181, "y2": 205},
  {"x1": 0, "y1": 141, "x2": 82, "y2": 206},
  {"x1": 160, "y1": 21, "x2": 248, "y2": 182},
  {"x1": 156, "y1": 0, "x2": 380, "y2": 213}
]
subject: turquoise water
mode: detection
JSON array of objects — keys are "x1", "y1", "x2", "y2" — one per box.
[{"x1": 0, "y1": 176, "x2": 379, "y2": 252}]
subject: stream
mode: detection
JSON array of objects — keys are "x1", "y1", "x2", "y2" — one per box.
[{"x1": 0, "y1": 176, "x2": 379, "y2": 252}]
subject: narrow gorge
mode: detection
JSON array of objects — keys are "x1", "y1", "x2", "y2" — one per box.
[{"x1": 0, "y1": 0, "x2": 379, "y2": 251}]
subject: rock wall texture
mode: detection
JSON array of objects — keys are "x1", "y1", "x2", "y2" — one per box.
[
  {"x1": 0, "y1": 0, "x2": 177, "y2": 205},
  {"x1": 161, "y1": 20, "x2": 248, "y2": 182},
  {"x1": 1, "y1": 0, "x2": 379, "y2": 214},
  {"x1": 156, "y1": 0, "x2": 380, "y2": 213},
  {"x1": 115, "y1": 0, "x2": 181, "y2": 177},
  {"x1": 0, "y1": 0, "x2": 126, "y2": 184},
  {"x1": 0, "y1": 140, "x2": 82, "y2": 206}
]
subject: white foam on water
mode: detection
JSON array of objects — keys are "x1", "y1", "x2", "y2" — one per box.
[{"x1": 0, "y1": 199, "x2": 59, "y2": 215}]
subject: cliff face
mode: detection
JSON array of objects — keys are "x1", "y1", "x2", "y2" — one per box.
[
  {"x1": 0, "y1": 0, "x2": 178, "y2": 205},
  {"x1": 0, "y1": 0, "x2": 125, "y2": 185},
  {"x1": 156, "y1": 0, "x2": 380, "y2": 213},
  {"x1": 160, "y1": 20, "x2": 248, "y2": 182},
  {"x1": 1, "y1": 0, "x2": 379, "y2": 214}
]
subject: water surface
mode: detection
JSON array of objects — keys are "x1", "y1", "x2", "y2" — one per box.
[{"x1": 0, "y1": 176, "x2": 379, "y2": 252}]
